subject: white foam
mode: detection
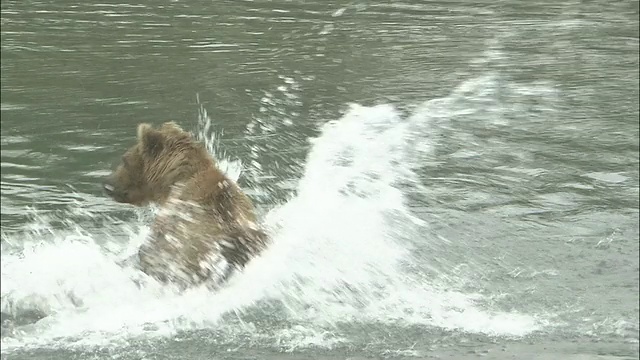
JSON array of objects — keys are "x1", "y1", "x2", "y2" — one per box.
[
  {"x1": 251, "y1": 103, "x2": 540, "y2": 337},
  {"x1": 1, "y1": 78, "x2": 546, "y2": 352}
]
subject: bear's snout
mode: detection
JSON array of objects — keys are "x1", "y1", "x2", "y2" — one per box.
[
  {"x1": 103, "y1": 183, "x2": 115, "y2": 195},
  {"x1": 103, "y1": 182, "x2": 128, "y2": 203},
  {"x1": 103, "y1": 178, "x2": 124, "y2": 201},
  {"x1": 103, "y1": 177, "x2": 143, "y2": 205},
  {"x1": 103, "y1": 176, "x2": 116, "y2": 195}
]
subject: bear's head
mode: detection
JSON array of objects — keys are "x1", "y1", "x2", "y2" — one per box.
[{"x1": 104, "y1": 122, "x2": 210, "y2": 206}]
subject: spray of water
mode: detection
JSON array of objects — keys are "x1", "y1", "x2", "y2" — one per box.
[{"x1": 0, "y1": 77, "x2": 544, "y2": 353}]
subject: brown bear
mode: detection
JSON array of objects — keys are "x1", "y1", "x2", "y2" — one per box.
[{"x1": 103, "y1": 121, "x2": 268, "y2": 289}]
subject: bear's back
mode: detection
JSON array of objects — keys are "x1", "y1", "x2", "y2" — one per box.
[{"x1": 138, "y1": 171, "x2": 267, "y2": 288}]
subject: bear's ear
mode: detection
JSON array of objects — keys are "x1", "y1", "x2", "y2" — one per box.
[
  {"x1": 137, "y1": 123, "x2": 152, "y2": 139},
  {"x1": 160, "y1": 121, "x2": 183, "y2": 132},
  {"x1": 137, "y1": 123, "x2": 164, "y2": 157}
]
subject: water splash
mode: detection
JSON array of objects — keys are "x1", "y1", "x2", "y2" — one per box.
[
  {"x1": 1, "y1": 77, "x2": 546, "y2": 353},
  {"x1": 194, "y1": 93, "x2": 243, "y2": 182},
  {"x1": 255, "y1": 102, "x2": 539, "y2": 336}
]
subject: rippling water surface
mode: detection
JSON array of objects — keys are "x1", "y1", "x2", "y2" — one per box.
[{"x1": 1, "y1": 1, "x2": 638, "y2": 359}]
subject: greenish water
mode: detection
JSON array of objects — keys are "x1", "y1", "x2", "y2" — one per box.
[{"x1": 1, "y1": 1, "x2": 638, "y2": 359}]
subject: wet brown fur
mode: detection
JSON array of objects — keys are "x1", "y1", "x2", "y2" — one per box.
[{"x1": 104, "y1": 122, "x2": 267, "y2": 288}]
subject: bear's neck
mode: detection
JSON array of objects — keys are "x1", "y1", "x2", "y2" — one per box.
[{"x1": 158, "y1": 158, "x2": 227, "y2": 205}]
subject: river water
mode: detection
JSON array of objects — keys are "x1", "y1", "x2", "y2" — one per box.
[{"x1": 1, "y1": 1, "x2": 638, "y2": 359}]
